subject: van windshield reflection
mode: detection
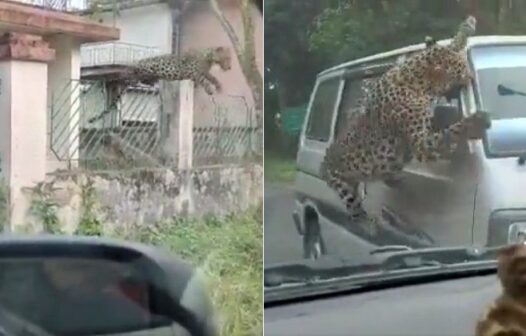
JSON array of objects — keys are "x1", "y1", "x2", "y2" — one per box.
[{"x1": 471, "y1": 45, "x2": 526, "y2": 156}]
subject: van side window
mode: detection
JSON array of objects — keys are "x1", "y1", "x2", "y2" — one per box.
[
  {"x1": 334, "y1": 77, "x2": 371, "y2": 138},
  {"x1": 305, "y1": 79, "x2": 341, "y2": 142}
]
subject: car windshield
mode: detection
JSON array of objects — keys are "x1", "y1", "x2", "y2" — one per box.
[{"x1": 264, "y1": 0, "x2": 526, "y2": 298}]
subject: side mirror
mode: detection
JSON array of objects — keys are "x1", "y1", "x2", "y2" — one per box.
[
  {"x1": 0, "y1": 235, "x2": 218, "y2": 336},
  {"x1": 432, "y1": 104, "x2": 461, "y2": 130}
]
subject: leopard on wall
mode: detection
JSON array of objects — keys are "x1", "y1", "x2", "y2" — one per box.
[
  {"x1": 320, "y1": 16, "x2": 491, "y2": 234},
  {"x1": 129, "y1": 46, "x2": 232, "y2": 95},
  {"x1": 88, "y1": 46, "x2": 232, "y2": 124}
]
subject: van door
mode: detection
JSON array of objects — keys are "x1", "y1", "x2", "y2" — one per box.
[
  {"x1": 374, "y1": 85, "x2": 479, "y2": 246},
  {"x1": 296, "y1": 67, "x2": 381, "y2": 225},
  {"x1": 296, "y1": 73, "x2": 343, "y2": 178}
]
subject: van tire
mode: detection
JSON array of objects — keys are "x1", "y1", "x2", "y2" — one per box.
[{"x1": 303, "y1": 209, "x2": 326, "y2": 260}]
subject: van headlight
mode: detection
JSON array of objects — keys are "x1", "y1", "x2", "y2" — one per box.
[
  {"x1": 487, "y1": 209, "x2": 526, "y2": 246},
  {"x1": 508, "y1": 222, "x2": 526, "y2": 244}
]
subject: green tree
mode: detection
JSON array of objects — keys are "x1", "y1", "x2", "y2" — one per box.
[
  {"x1": 309, "y1": 0, "x2": 526, "y2": 66},
  {"x1": 264, "y1": 0, "x2": 330, "y2": 107},
  {"x1": 264, "y1": 0, "x2": 526, "y2": 154},
  {"x1": 264, "y1": 0, "x2": 330, "y2": 153}
]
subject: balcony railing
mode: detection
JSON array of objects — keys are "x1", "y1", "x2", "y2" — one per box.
[
  {"x1": 11, "y1": 0, "x2": 88, "y2": 11},
  {"x1": 81, "y1": 41, "x2": 162, "y2": 68}
]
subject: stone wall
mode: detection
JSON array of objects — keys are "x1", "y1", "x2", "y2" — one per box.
[{"x1": 21, "y1": 164, "x2": 262, "y2": 234}]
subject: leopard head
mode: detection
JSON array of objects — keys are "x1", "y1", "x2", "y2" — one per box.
[
  {"x1": 422, "y1": 44, "x2": 473, "y2": 95},
  {"x1": 449, "y1": 15, "x2": 477, "y2": 52},
  {"x1": 210, "y1": 46, "x2": 232, "y2": 71},
  {"x1": 419, "y1": 16, "x2": 476, "y2": 95}
]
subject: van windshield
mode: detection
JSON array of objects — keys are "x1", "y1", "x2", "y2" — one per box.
[
  {"x1": 472, "y1": 45, "x2": 526, "y2": 120},
  {"x1": 471, "y1": 44, "x2": 526, "y2": 156}
]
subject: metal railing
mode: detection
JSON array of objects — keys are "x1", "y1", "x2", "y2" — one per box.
[
  {"x1": 193, "y1": 126, "x2": 260, "y2": 165},
  {"x1": 193, "y1": 95, "x2": 261, "y2": 166},
  {"x1": 50, "y1": 79, "x2": 162, "y2": 169},
  {"x1": 49, "y1": 79, "x2": 262, "y2": 171},
  {"x1": 81, "y1": 42, "x2": 162, "y2": 68},
  {"x1": 12, "y1": 0, "x2": 88, "y2": 11}
]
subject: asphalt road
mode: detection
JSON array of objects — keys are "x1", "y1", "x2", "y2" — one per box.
[
  {"x1": 264, "y1": 179, "x2": 481, "y2": 267},
  {"x1": 263, "y1": 184, "x2": 302, "y2": 265},
  {"x1": 264, "y1": 183, "x2": 374, "y2": 266}
]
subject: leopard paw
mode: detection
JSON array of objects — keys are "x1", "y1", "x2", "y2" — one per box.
[
  {"x1": 466, "y1": 110, "x2": 491, "y2": 139},
  {"x1": 437, "y1": 140, "x2": 457, "y2": 159},
  {"x1": 464, "y1": 111, "x2": 491, "y2": 140},
  {"x1": 204, "y1": 85, "x2": 214, "y2": 95},
  {"x1": 215, "y1": 83, "x2": 223, "y2": 94}
]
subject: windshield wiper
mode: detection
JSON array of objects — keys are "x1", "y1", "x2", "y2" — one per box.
[
  {"x1": 265, "y1": 259, "x2": 497, "y2": 306},
  {"x1": 369, "y1": 245, "x2": 413, "y2": 254},
  {"x1": 265, "y1": 247, "x2": 501, "y2": 305},
  {"x1": 264, "y1": 246, "x2": 500, "y2": 288}
]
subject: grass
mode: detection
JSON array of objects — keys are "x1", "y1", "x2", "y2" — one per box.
[
  {"x1": 264, "y1": 151, "x2": 297, "y2": 184},
  {"x1": 122, "y1": 205, "x2": 263, "y2": 336}
]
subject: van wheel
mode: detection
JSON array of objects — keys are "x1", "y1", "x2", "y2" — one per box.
[{"x1": 303, "y1": 211, "x2": 326, "y2": 260}]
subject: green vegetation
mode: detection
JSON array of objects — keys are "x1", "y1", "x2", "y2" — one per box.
[
  {"x1": 264, "y1": 0, "x2": 526, "y2": 154},
  {"x1": 264, "y1": 151, "x2": 296, "y2": 184},
  {"x1": 266, "y1": 0, "x2": 526, "y2": 106},
  {"x1": 75, "y1": 178, "x2": 104, "y2": 236},
  {"x1": 29, "y1": 182, "x2": 62, "y2": 234},
  {"x1": 280, "y1": 105, "x2": 308, "y2": 137},
  {"x1": 23, "y1": 177, "x2": 262, "y2": 335},
  {"x1": 122, "y1": 206, "x2": 263, "y2": 336}
]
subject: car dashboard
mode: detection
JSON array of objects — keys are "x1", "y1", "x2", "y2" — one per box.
[{"x1": 265, "y1": 274, "x2": 500, "y2": 336}]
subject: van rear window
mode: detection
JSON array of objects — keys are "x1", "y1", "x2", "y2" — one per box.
[{"x1": 305, "y1": 79, "x2": 341, "y2": 142}]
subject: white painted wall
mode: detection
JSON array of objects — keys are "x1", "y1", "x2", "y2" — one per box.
[
  {"x1": 0, "y1": 61, "x2": 49, "y2": 229},
  {"x1": 181, "y1": 2, "x2": 262, "y2": 127},
  {"x1": 98, "y1": 3, "x2": 173, "y2": 53},
  {"x1": 0, "y1": 64, "x2": 11, "y2": 179},
  {"x1": 47, "y1": 35, "x2": 82, "y2": 172}
]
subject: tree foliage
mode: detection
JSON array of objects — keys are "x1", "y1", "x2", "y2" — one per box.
[
  {"x1": 264, "y1": 0, "x2": 330, "y2": 105},
  {"x1": 265, "y1": 0, "x2": 526, "y2": 153},
  {"x1": 265, "y1": 0, "x2": 526, "y2": 106},
  {"x1": 309, "y1": 0, "x2": 526, "y2": 66}
]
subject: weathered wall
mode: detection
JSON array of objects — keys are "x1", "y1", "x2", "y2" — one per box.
[
  {"x1": 22, "y1": 164, "x2": 262, "y2": 233},
  {"x1": 98, "y1": 3, "x2": 172, "y2": 54},
  {"x1": 182, "y1": 1, "x2": 263, "y2": 127}
]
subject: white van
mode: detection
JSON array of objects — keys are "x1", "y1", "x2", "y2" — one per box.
[{"x1": 293, "y1": 36, "x2": 526, "y2": 259}]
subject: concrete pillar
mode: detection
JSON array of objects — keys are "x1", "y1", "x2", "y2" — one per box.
[
  {"x1": 177, "y1": 80, "x2": 194, "y2": 169},
  {"x1": 160, "y1": 79, "x2": 193, "y2": 169},
  {"x1": 159, "y1": 80, "x2": 177, "y2": 164},
  {"x1": 0, "y1": 33, "x2": 55, "y2": 231},
  {"x1": 47, "y1": 35, "x2": 81, "y2": 171}
]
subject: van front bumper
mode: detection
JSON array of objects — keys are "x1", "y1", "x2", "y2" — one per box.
[{"x1": 487, "y1": 208, "x2": 526, "y2": 246}]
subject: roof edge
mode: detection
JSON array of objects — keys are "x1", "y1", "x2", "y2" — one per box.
[{"x1": 318, "y1": 35, "x2": 526, "y2": 78}]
